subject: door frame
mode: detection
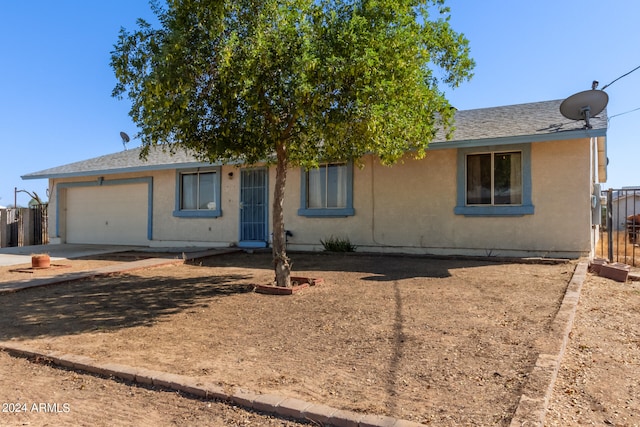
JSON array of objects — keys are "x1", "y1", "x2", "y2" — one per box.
[{"x1": 238, "y1": 168, "x2": 269, "y2": 248}]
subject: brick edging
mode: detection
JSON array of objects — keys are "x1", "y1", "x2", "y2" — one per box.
[
  {"x1": 0, "y1": 343, "x2": 425, "y2": 427},
  {"x1": 508, "y1": 261, "x2": 588, "y2": 426}
]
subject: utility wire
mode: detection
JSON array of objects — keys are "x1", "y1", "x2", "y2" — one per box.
[
  {"x1": 608, "y1": 106, "x2": 640, "y2": 122},
  {"x1": 601, "y1": 65, "x2": 640, "y2": 90}
]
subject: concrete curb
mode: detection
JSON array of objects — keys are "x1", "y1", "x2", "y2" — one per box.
[
  {"x1": 509, "y1": 261, "x2": 588, "y2": 426},
  {"x1": 0, "y1": 342, "x2": 425, "y2": 427},
  {"x1": 0, "y1": 248, "x2": 240, "y2": 294}
]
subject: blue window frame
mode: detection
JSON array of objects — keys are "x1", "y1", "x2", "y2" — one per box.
[
  {"x1": 455, "y1": 143, "x2": 534, "y2": 216},
  {"x1": 173, "y1": 167, "x2": 222, "y2": 218},
  {"x1": 298, "y1": 162, "x2": 355, "y2": 217}
]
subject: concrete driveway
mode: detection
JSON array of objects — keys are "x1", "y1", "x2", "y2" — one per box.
[{"x1": 0, "y1": 244, "x2": 145, "y2": 267}]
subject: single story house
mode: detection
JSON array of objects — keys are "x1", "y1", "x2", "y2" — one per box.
[{"x1": 23, "y1": 99, "x2": 607, "y2": 258}]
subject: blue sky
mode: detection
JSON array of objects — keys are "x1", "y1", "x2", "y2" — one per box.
[{"x1": 1, "y1": 1, "x2": 638, "y2": 207}]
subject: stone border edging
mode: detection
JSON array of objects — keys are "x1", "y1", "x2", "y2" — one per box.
[
  {"x1": 509, "y1": 261, "x2": 588, "y2": 426},
  {"x1": 0, "y1": 342, "x2": 425, "y2": 427}
]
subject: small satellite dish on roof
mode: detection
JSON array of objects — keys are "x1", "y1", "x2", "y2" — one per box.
[
  {"x1": 120, "y1": 131, "x2": 130, "y2": 150},
  {"x1": 559, "y1": 89, "x2": 608, "y2": 129}
]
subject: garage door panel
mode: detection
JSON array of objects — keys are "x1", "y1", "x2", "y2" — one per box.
[{"x1": 66, "y1": 184, "x2": 148, "y2": 245}]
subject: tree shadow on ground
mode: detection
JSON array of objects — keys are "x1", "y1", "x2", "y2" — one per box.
[
  {"x1": 0, "y1": 273, "x2": 252, "y2": 341},
  {"x1": 191, "y1": 250, "x2": 517, "y2": 281},
  {"x1": 0, "y1": 251, "x2": 571, "y2": 424}
]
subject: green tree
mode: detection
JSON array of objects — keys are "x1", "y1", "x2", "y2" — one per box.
[{"x1": 111, "y1": 0, "x2": 474, "y2": 287}]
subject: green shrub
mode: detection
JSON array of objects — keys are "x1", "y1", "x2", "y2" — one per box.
[{"x1": 320, "y1": 235, "x2": 357, "y2": 252}]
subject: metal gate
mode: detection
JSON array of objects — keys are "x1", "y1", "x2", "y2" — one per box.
[
  {"x1": 0, "y1": 206, "x2": 48, "y2": 248},
  {"x1": 239, "y1": 168, "x2": 269, "y2": 248},
  {"x1": 599, "y1": 188, "x2": 639, "y2": 266},
  {"x1": 31, "y1": 205, "x2": 49, "y2": 245},
  {"x1": 7, "y1": 209, "x2": 22, "y2": 247}
]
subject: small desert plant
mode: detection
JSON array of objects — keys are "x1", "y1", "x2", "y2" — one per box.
[{"x1": 320, "y1": 235, "x2": 357, "y2": 252}]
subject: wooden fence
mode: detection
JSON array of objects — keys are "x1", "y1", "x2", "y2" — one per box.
[{"x1": 0, "y1": 206, "x2": 49, "y2": 248}]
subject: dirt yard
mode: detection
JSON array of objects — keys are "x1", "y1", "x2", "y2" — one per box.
[
  {"x1": 546, "y1": 273, "x2": 640, "y2": 426},
  {"x1": 0, "y1": 251, "x2": 637, "y2": 426},
  {"x1": 0, "y1": 350, "x2": 310, "y2": 427}
]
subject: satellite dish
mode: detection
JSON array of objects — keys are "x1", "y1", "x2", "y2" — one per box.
[
  {"x1": 120, "y1": 131, "x2": 130, "y2": 150},
  {"x1": 559, "y1": 89, "x2": 609, "y2": 129}
]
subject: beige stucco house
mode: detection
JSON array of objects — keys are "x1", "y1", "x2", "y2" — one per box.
[{"x1": 22, "y1": 99, "x2": 607, "y2": 258}]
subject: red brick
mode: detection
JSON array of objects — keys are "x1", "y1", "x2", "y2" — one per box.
[
  {"x1": 589, "y1": 258, "x2": 607, "y2": 274},
  {"x1": 599, "y1": 263, "x2": 631, "y2": 282}
]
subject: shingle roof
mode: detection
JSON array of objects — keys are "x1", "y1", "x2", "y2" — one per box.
[
  {"x1": 23, "y1": 146, "x2": 211, "y2": 180},
  {"x1": 22, "y1": 98, "x2": 607, "y2": 180},
  {"x1": 438, "y1": 99, "x2": 606, "y2": 143}
]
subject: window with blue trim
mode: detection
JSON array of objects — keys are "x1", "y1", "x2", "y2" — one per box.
[
  {"x1": 298, "y1": 162, "x2": 355, "y2": 217},
  {"x1": 455, "y1": 144, "x2": 534, "y2": 216},
  {"x1": 174, "y1": 167, "x2": 222, "y2": 217}
]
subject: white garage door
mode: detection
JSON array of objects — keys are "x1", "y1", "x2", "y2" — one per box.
[{"x1": 66, "y1": 183, "x2": 149, "y2": 245}]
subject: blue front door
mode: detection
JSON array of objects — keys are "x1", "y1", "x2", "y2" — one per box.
[{"x1": 239, "y1": 168, "x2": 268, "y2": 248}]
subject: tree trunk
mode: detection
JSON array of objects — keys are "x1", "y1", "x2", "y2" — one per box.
[{"x1": 272, "y1": 140, "x2": 291, "y2": 287}]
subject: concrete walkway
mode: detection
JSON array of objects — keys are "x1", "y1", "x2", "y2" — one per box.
[
  {"x1": 0, "y1": 251, "x2": 589, "y2": 426},
  {"x1": 0, "y1": 244, "x2": 145, "y2": 267},
  {"x1": 0, "y1": 244, "x2": 235, "y2": 267},
  {"x1": 0, "y1": 247, "x2": 239, "y2": 294}
]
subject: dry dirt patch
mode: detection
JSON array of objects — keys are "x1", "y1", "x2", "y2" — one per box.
[
  {"x1": 0, "y1": 350, "x2": 310, "y2": 427},
  {"x1": 0, "y1": 252, "x2": 575, "y2": 425},
  {"x1": 546, "y1": 274, "x2": 640, "y2": 426}
]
